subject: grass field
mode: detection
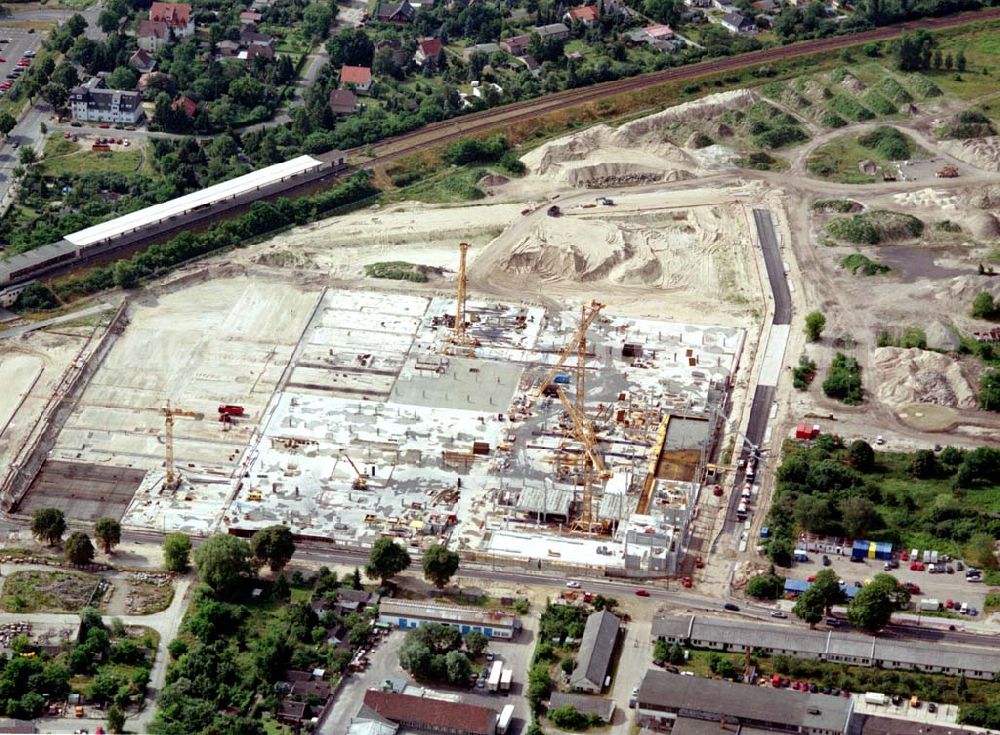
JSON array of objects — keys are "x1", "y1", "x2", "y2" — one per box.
[
  {"x1": 928, "y1": 30, "x2": 1000, "y2": 99},
  {"x1": 39, "y1": 135, "x2": 146, "y2": 177},
  {"x1": 0, "y1": 570, "x2": 102, "y2": 613},
  {"x1": 806, "y1": 129, "x2": 926, "y2": 184}
]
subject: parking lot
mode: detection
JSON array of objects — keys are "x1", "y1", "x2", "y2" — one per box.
[
  {"x1": 782, "y1": 549, "x2": 988, "y2": 618},
  {"x1": 0, "y1": 26, "x2": 44, "y2": 97},
  {"x1": 320, "y1": 620, "x2": 537, "y2": 735}
]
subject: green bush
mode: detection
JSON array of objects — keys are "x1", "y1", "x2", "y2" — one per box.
[
  {"x1": 820, "y1": 111, "x2": 848, "y2": 128},
  {"x1": 935, "y1": 220, "x2": 963, "y2": 233},
  {"x1": 861, "y1": 91, "x2": 898, "y2": 116},
  {"x1": 792, "y1": 354, "x2": 818, "y2": 390},
  {"x1": 12, "y1": 282, "x2": 59, "y2": 312},
  {"x1": 549, "y1": 704, "x2": 601, "y2": 730},
  {"x1": 444, "y1": 135, "x2": 510, "y2": 165},
  {"x1": 908, "y1": 73, "x2": 942, "y2": 98},
  {"x1": 823, "y1": 353, "x2": 863, "y2": 405},
  {"x1": 364, "y1": 261, "x2": 429, "y2": 282},
  {"x1": 828, "y1": 95, "x2": 875, "y2": 122},
  {"x1": 874, "y1": 77, "x2": 913, "y2": 104},
  {"x1": 827, "y1": 210, "x2": 923, "y2": 244},
  {"x1": 812, "y1": 199, "x2": 860, "y2": 213},
  {"x1": 971, "y1": 292, "x2": 1000, "y2": 320},
  {"x1": 841, "y1": 253, "x2": 890, "y2": 275},
  {"x1": 691, "y1": 133, "x2": 714, "y2": 149},
  {"x1": 857, "y1": 126, "x2": 915, "y2": 160},
  {"x1": 746, "y1": 571, "x2": 785, "y2": 599},
  {"x1": 754, "y1": 125, "x2": 809, "y2": 149}
]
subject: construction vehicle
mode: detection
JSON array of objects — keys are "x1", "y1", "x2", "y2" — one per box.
[
  {"x1": 936, "y1": 165, "x2": 959, "y2": 178},
  {"x1": 547, "y1": 205, "x2": 561, "y2": 217},
  {"x1": 340, "y1": 451, "x2": 368, "y2": 490},
  {"x1": 218, "y1": 404, "x2": 245, "y2": 416},
  {"x1": 161, "y1": 401, "x2": 199, "y2": 491}
]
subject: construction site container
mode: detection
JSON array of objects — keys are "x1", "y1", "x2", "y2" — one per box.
[
  {"x1": 919, "y1": 599, "x2": 941, "y2": 612},
  {"x1": 851, "y1": 540, "x2": 893, "y2": 561},
  {"x1": 793, "y1": 549, "x2": 808, "y2": 562},
  {"x1": 865, "y1": 692, "x2": 888, "y2": 705},
  {"x1": 487, "y1": 661, "x2": 503, "y2": 692},
  {"x1": 795, "y1": 423, "x2": 821, "y2": 440},
  {"x1": 497, "y1": 704, "x2": 515, "y2": 734},
  {"x1": 500, "y1": 669, "x2": 512, "y2": 691},
  {"x1": 553, "y1": 373, "x2": 572, "y2": 384}
]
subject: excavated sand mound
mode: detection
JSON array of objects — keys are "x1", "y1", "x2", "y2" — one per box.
[
  {"x1": 522, "y1": 89, "x2": 756, "y2": 185},
  {"x1": 874, "y1": 347, "x2": 980, "y2": 409},
  {"x1": 925, "y1": 320, "x2": 962, "y2": 352},
  {"x1": 967, "y1": 211, "x2": 1000, "y2": 239},
  {"x1": 938, "y1": 136, "x2": 1000, "y2": 171},
  {"x1": 969, "y1": 185, "x2": 1000, "y2": 209},
  {"x1": 498, "y1": 205, "x2": 753, "y2": 293},
  {"x1": 892, "y1": 188, "x2": 960, "y2": 211}
]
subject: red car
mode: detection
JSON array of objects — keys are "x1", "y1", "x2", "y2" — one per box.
[
  {"x1": 900, "y1": 551, "x2": 909, "y2": 561},
  {"x1": 0, "y1": 57, "x2": 6, "y2": 63},
  {"x1": 712, "y1": 485, "x2": 723, "y2": 496},
  {"x1": 682, "y1": 577, "x2": 692, "y2": 588},
  {"x1": 910, "y1": 562, "x2": 925, "y2": 571},
  {"x1": 17, "y1": 60, "x2": 29, "y2": 67},
  {"x1": 635, "y1": 589, "x2": 651, "y2": 597},
  {"x1": 807, "y1": 575, "x2": 817, "y2": 583},
  {"x1": 903, "y1": 582, "x2": 921, "y2": 594},
  {"x1": 945, "y1": 599, "x2": 954, "y2": 609}
]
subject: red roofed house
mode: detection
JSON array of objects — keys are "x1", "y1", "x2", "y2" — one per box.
[
  {"x1": 643, "y1": 23, "x2": 673, "y2": 40},
  {"x1": 499, "y1": 34, "x2": 531, "y2": 56},
  {"x1": 340, "y1": 65, "x2": 372, "y2": 93},
  {"x1": 239, "y1": 10, "x2": 263, "y2": 24},
  {"x1": 361, "y1": 691, "x2": 497, "y2": 735},
  {"x1": 129, "y1": 48, "x2": 157, "y2": 73},
  {"x1": 149, "y1": 2, "x2": 195, "y2": 37},
  {"x1": 137, "y1": 20, "x2": 170, "y2": 52},
  {"x1": 414, "y1": 37, "x2": 443, "y2": 68},
  {"x1": 172, "y1": 95, "x2": 197, "y2": 118},
  {"x1": 563, "y1": 5, "x2": 599, "y2": 26}
]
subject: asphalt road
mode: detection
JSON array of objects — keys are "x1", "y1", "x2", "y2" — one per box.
[{"x1": 753, "y1": 208, "x2": 792, "y2": 326}]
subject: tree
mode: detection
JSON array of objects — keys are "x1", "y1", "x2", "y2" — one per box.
[
  {"x1": 365, "y1": 537, "x2": 411, "y2": 584},
  {"x1": 42, "y1": 82, "x2": 68, "y2": 109},
  {"x1": 0, "y1": 112, "x2": 15, "y2": 137},
  {"x1": 957, "y1": 49, "x2": 967, "y2": 72},
  {"x1": 910, "y1": 449, "x2": 937, "y2": 478},
  {"x1": 422, "y1": 543, "x2": 460, "y2": 589},
  {"x1": 644, "y1": 0, "x2": 681, "y2": 25},
  {"x1": 65, "y1": 532, "x2": 95, "y2": 566},
  {"x1": 444, "y1": 650, "x2": 472, "y2": 685},
  {"x1": 840, "y1": 495, "x2": 879, "y2": 538},
  {"x1": 846, "y1": 573, "x2": 908, "y2": 633},
  {"x1": 303, "y1": 3, "x2": 334, "y2": 40},
  {"x1": 399, "y1": 639, "x2": 432, "y2": 677},
  {"x1": 793, "y1": 586, "x2": 825, "y2": 628},
  {"x1": 18, "y1": 146, "x2": 37, "y2": 166},
  {"x1": 108, "y1": 705, "x2": 126, "y2": 734},
  {"x1": 746, "y1": 571, "x2": 784, "y2": 599},
  {"x1": 847, "y1": 439, "x2": 875, "y2": 471},
  {"x1": 811, "y1": 569, "x2": 845, "y2": 613},
  {"x1": 51, "y1": 61, "x2": 79, "y2": 89},
  {"x1": 94, "y1": 518, "x2": 121, "y2": 554},
  {"x1": 895, "y1": 30, "x2": 934, "y2": 72},
  {"x1": 804, "y1": 311, "x2": 826, "y2": 342},
  {"x1": 66, "y1": 12, "x2": 88, "y2": 37},
  {"x1": 981, "y1": 370, "x2": 1000, "y2": 412},
  {"x1": 549, "y1": 705, "x2": 594, "y2": 730},
  {"x1": 163, "y1": 532, "x2": 191, "y2": 572},
  {"x1": 767, "y1": 538, "x2": 793, "y2": 567},
  {"x1": 964, "y1": 532, "x2": 998, "y2": 569},
  {"x1": 464, "y1": 630, "x2": 488, "y2": 656},
  {"x1": 107, "y1": 66, "x2": 138, "y2": 91},
  {"x1": 249, "y1": 525, "x2": 296, "y2": 572},
  {"x1": 326, "y1": 28, "x2": 374, "y2": 67},
  {"x1": 32, "y1": 507, "x2": 66, "y2": 546},
  {"x1": 193, "y1": 534, "x2": 254, "y2": 597},
  {"x1": 971, "y1": 292, "x2": 998, "y2": 319}
]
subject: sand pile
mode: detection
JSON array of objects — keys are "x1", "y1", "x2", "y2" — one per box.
[
  {"x1": 840, "y1": 74, "x2": 866, "y2": 94},
  {"x1": 969, "y1": 185, "x2": 1000, "y2": 209},
  {"x1": 498, "y1": 204, "x2": 753, "y2": 294},
  {"x1": 967, "y1": 211, "x2": 1000, "y2": 239},
  {"x1": 938, "y1": 136, "x2": 1000, "y2": 171},
  {"x1": 925, "y1": 320, "x2": 962, "y2": 352},
  {"x1": 522, "y1": 89, "x2": 756, "y2": 185},
  {"x1": 874, "y1": 347, "x2": 980, "y2": 409},
  {"x1": 892, "y1": 188, "x2": 960, "y2": 211},
  {"x1": 939, "y1": 275, "x2": 1000, "y2": 303}
]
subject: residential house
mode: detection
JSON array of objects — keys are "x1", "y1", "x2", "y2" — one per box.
[
  {"x1": 636, "y1": 670, "x2": 854, "y2": 734},
  {"x1": 684, "y1": 0, "x2": 712, "y2": 7},
  {"x1": 138, "y1": 71, "x2": 174, "y2": 94},
  {"x1": 172, "y1": 95, "x2": 197, "y2": 118},
  {"x1": 375, "y1": 0, "x2": 416, "y2": 22},
  {"x1": 720, "y1": 11, "x2": 757, "y2": 33},
  {"x1": 413, "y1": 37, "x2": 443, "y2": 67},
  {"x1": 360, "y1": 691, "x2": 498, "y2": 735},
  {"x1": 245, "y1": 43, "x2": 274, "y2": 62},
  {"x1": 216, "y1": 39, "x2": 240, "y2": 57},
  {"x1": 499, "y1": 34, "x2": 531, "y2": 56},
  {"x1": 277, "y1": 701, "x2": 308, "y2": 728},
  {"x1": 128, "y1": 49, "x2": 157, "y2": 73},
  {"x1": 378, "y1": 599, "x2": 517, "y2": 639},
  {"x1": 136, "y1": 20, "x2": 170, "y2": 52},
  {"x1": 69, "y1": 77, "x2": 144, "y2": 125},
  {"x1": 463, "y1": 42, "x2": 500, "y2": 59},
  {"x1": 239, "y1": 29, "x2": 274, "y2": 47},
  {"x1": 148, "y1": 2, "x2": 194, "y2": 37},
  {"x1": 532, "y1": 22, "x2": 571, "y2": 41},
  {"x1": 571, "y1": 610, "x2": 620, "y2": 693},
  {"x1": 644, "y1": 23, "x2": 674, "y2": 40},
  {"x1": 239, "y1": 10, "x2": 263, "y2": 24},
  {"x1": 751, "y1": 0, "x2": 777, "y2": 10},
  {"x1": 563, "y1": 5, "x2": 599, "y2": 26},
  {"x1": 332, "y1": 588, "x2": 381, "y2": 616},
  {"x1": 340, "y1": 65, "x2": 372, "y2": 92}
]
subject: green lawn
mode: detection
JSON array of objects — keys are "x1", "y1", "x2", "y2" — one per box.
[
  {"x1": 806, "y1": 130, "x2": 926, "y2": 184},
  {"x1": 925, "y1": 28, "x2": 1000, "y2": 99},
  {"x1": 40, "y1": 135, "x2": 146, "y2": 177}
]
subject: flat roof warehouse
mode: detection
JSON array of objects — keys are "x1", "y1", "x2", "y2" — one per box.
[{"x1": 0, "y1": 154, "x2": 333, "y2": 285}]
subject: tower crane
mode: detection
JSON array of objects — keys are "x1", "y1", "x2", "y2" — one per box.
[
  {"x1": 161, "y1": 401, "x2": 200, "y2": 491},
  {"x1": 340, "y1": 450, "x2": 369, "y2": 490},
  {"x1": 525, "y1": 300, "x2": 604, "y2": 411},
  {"x1": 446, "y1": 242, "x2": 480, "y2": 355}
]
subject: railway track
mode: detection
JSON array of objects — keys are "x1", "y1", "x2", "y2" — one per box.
[{"x1": 334, "y1": 6, "x2": 1000, "y2": 170}]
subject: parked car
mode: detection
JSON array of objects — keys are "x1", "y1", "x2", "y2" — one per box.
[
  {"x1": 635, "y1": 589, "x2": 651, "y2": 597},
  {"x1": 825, "y1": 617, "x2": 841, "y2": 627},
  {"x1": 928, "y1": 702, "x2": 938, "y2": 713},
  {"x1": 822, "y1": 555, "x2": 831, "y2": 566},
  {"x1": 956, "y1": 560, "x2": 964, "y2": 571},
  {"x1": 723, "y1": 603, "x2": 740, "y2": 612},
  {"x1": 566, "y1": 581, "x2": 580, "y2": 588},
  {"x1": 946, "y1": 565, "x2": 955, "y2": 574},
  {"x1": 770, "y1": 610, "x2": 788, "y2": 618}
]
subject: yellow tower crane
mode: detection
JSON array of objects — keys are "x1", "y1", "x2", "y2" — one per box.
[
  {"x1": 525, "y1": 299, "x2": 604, "y2": 410},
  {"x1": 161, "y1": 401, "x2": 199, "y2": 491},
  {"x1": 446, "y1": 242, "x2": 480, "y2": 354},
  {"x1": 340, "y1": 450, "x2": 369, "y2": 490}
]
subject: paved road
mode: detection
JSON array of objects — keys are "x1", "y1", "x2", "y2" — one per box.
[
  {"x1": 0, "y1": 301, "x2": 114, "y2": 341},
  {"x1": 753, "y1": 209, "x2": 791, "y2": 326}
]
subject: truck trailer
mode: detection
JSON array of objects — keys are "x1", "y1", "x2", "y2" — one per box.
[
  {"x1": 497, "y1": 704, "x2": 515, "y2": 734},
  {"x1": 500, "y1": 669, "x2": 512, "y2": 692},
  {"x1": 487, "y1": 661, "x2": 504, "y2": 692}
]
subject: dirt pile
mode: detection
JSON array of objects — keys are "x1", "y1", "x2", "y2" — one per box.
[
  {"x1": 967, "y1": 211, "x2": 1000, "y2": 239},
  {"x1": 938, "y1": 136, "x2": 1000, "y2": 171},
  {"x1": 874, "y1": 347, "x2": 980, "y2": 409},
  {"x1": 522, "y1": 89, "x2": 756, "y2": 185},
  {"x1": 925, "y1": 320, "x2": 962, "y2": 352}
]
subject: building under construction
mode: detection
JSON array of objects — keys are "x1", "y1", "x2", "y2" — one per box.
[{"x1": 5, "y1": 260, "x2": 743, "y2": 573}]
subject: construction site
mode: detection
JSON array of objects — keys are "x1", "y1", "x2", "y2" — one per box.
[{"x1": 0, "y1": 236, "x2": 745, "y2": 572}]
